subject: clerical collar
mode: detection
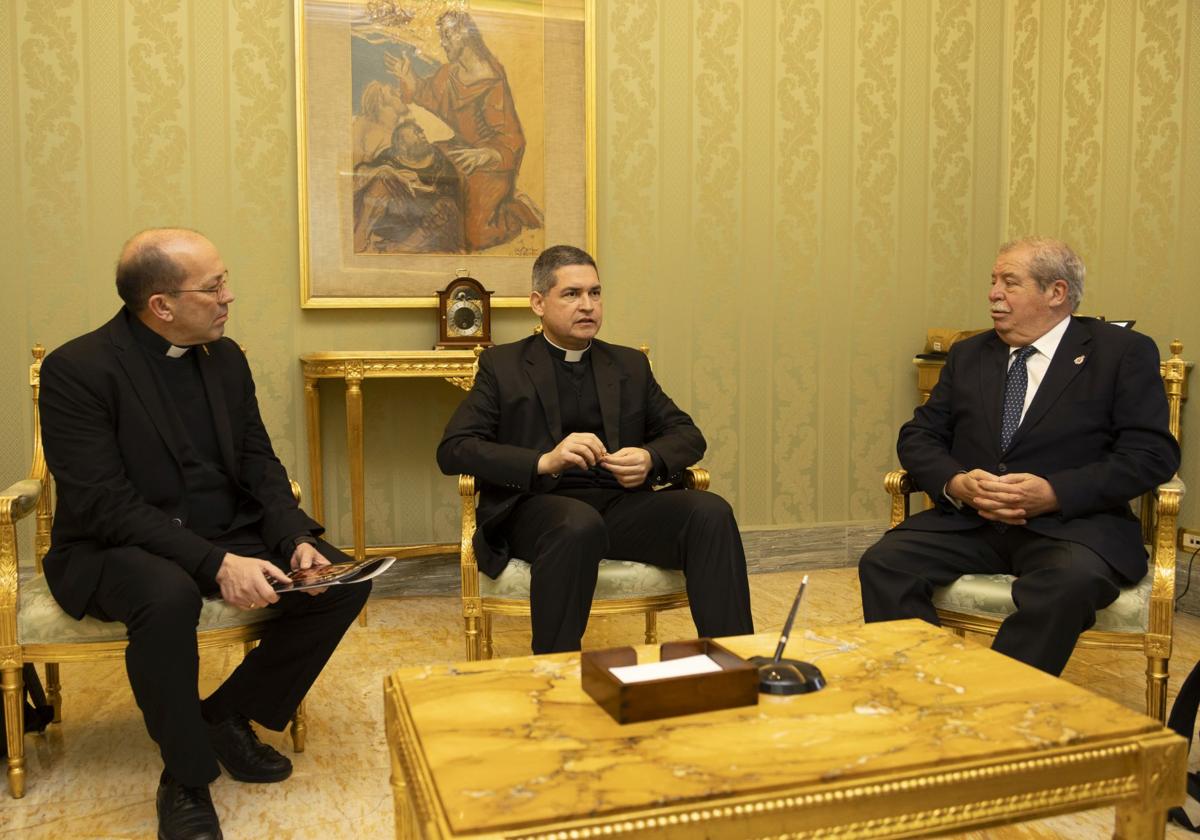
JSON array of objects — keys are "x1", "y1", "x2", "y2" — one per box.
[
  {"x1": 542, "y1": 334, "x2": 591, "y2": 363},
  {"x1": 126, "y1": 308, "x2": 193, "y2": 358}
]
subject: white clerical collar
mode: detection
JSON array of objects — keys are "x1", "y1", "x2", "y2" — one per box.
[
  {"x1": 165, "y1": 344, "x2": 190, "y2": 358},
  {"x1": 543, "y1": 335, "x2": 591, "y2": 363}
]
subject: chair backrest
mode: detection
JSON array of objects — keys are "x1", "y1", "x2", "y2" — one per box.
[
  {"x1": 1161, "y1": 339, "x2": 1188, "y2": 447},
  {"x1": 1143, "y1": 340, "x2": 1189, "y2": 540}
]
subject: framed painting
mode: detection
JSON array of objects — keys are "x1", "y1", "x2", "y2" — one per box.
[{"x1": 295, "y1": 0, "x2": 595, "y2": 308}]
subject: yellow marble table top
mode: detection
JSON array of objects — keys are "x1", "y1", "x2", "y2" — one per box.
[{"x1": 384, "y1": 620, "x2": 1185, "y2": 839}]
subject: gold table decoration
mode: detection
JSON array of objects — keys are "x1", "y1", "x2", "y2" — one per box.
[
  {"x1": 384, "y1": 620, "x2": 1185, "y2": 839},
  {"x1": 300, "y1": 350, "x2": 480, "y2": 562}
]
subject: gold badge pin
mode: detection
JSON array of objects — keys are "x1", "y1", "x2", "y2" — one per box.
[{"x1": 1074, "y1": 355, "x2": 1085, "y2": 365}]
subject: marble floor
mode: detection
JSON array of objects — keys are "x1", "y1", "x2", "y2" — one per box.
[{"x1": 4, "y1": 566, "x2": 1200, "y2": 839}]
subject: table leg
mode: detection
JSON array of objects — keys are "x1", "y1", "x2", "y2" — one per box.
[
  {"x1": 1113, "y1": 802, "x2": 1166, "y2": 839},
  {"x1": 303, "y1": 375, "x2": 323, "y2": 523},
  {"x1": 1114, "y1": 733, "x2": 1187, "y2": 840},
  {"x1": 345, "y1": 367, "x2": 370, "y2": 625},
  {"x1": 345, "y1": 365, "x2": 366, "y2": 563}
]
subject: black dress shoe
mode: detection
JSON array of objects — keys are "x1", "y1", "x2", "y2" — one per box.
[
  {"x1": 207, "y1": 713, "x2": 293, "y2": 783},
  {"x1": 157, "y1": 771, "x2": 222, "y2": 840}
]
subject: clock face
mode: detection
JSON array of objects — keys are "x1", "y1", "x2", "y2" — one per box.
[
  {"x1": 447, "y1": 298, "x2": 484, "y2": 336},
  {"x1": 453, "y1": 305, "x2": 477, "y2": 330}
]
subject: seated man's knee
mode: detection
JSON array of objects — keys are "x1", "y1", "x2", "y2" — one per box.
[
  {"x1": 689, "y1": 490, "x2": 735, "y2": 522},
  {"x1": 857, "y1": 538, "x2": 894, "y2": 582},
  {"x1": 129, "y1": 568, "x2": 203, "y2": 634},
  {"x1": 540, "y1": 506, "x2": 608, "y2": 558},
  {"x1": 1015, "y1": 563, "x2": 1119, "y2": 613}
]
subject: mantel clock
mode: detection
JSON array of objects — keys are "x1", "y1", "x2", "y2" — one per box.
[{"x1": 436, "y1": 274, "x2": 493, "y2": 349}]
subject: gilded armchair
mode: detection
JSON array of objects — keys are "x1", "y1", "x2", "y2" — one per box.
[
  {"x1": 1, "y1": 345, "x2": 306, "y2": 798},
  {"x1": 884, "y1": 340, "x2": 1189, "y2": 721},
  {"x1": 456, "y1": 468, "x2": 706, "y2": 661}
]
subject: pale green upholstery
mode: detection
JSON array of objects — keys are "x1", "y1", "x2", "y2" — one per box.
[
  {"x1": 480, "y1": 558, "x2": 687, "y2": 601},
  {"x1": 931, "y1": 570, "x2": 1152, "y2": 635},
  {"x1": 17, "y1": 575, "x2": 276, "y2": 646},
  {"x1": 458, "y1": 466, "x2": 701, "y2": 661}
]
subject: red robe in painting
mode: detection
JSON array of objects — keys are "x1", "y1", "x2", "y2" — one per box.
[{"x1": 403, "y1": 58, "x2": 538, "y2": 252}]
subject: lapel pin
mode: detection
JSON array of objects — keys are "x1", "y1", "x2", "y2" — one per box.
[{"x1": 1073, "y1": 355, "x2": 1085, "y2": 365}]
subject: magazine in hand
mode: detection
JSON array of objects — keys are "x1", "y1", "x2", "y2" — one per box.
[{"x1": 272, "y1": 555, "x2": 397, "y2": 593}]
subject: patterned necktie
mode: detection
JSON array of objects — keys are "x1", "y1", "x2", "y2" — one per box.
[{"x1": 1000, "y1": 345, "x2": 1037, "y2": 451}]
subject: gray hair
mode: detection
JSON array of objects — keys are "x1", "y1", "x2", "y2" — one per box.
[
  {"x1": 531, "y1": 245, "x2": 597, "y2": 295},
  {"x1": 998, "y1": 236, "x2": 1085, "y2": 312}
]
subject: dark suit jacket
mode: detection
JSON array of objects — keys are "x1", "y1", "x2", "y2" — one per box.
[
  {"x1": 436, "y1": 335, "x2": 705, "y2": 577},
  {"x1": 896, "y1": 316, "x2": 1180, "y2": 582},
  {"x1": 38, "y1": 310, "x2": 322, "y2": 619}
]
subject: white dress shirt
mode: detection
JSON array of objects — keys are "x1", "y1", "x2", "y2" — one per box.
[
  {"x1": 1005, "y1": 313, "x2": 1071, "y2": 425},
  {"x1": 942, "y1": 314, "x2": 1072, "y2": 506}
]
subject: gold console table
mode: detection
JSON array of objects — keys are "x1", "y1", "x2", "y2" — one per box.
[{"x1": 300, "y1": 350, "x2": 480, "y2": 562}]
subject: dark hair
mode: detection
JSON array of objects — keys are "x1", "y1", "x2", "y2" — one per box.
[
  {"x1": 531, "y1": 245, "x2": 597, "y2": 294},
  {"x1": 115, "y1": 242, "x2": 187, "y2": 312}
]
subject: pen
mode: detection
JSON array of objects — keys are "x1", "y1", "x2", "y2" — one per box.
[{"x1": 772, "y1": 574, "x2": 808, "y2": 663}]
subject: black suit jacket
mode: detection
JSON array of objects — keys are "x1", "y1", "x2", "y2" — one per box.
[
  {"x1": 436, "y1": 335, "x2": 705, "y2": 577},
  {"x1": 896, "y1": 316, "x2": 1180, "y2": 582},
  {"x1": 38, "y1": 310, "x2": 322, "y2": 619}
]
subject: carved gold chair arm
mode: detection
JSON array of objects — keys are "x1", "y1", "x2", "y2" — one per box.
[
  {"x1": 884, "y1": 468, "x2": 914, "y2": 527},
  {"x1": 1154, "y1": 476, "x2": 1185, "y2": 508},
  {"x1": 684, "y1": 466, "x2": 710, "y2": 491},
  {"x1": 1148, "y1": 477, "x2": 1185, "y2": 602},
  {"x1": 457, "y1": 475, "x2": 479, "y2": 572},
  {"x1": 884, "y1": 469, "x2": 913, "y2": 496},
  {"x1": 1, "y1": 479, "x2": 43, "y2": 658},
  {"x1": 458, "y1": 474, "x2": 476, "y2": 499},
  {"x1": 0, "y1": 479, "x2": 41, "y2": 525},
  {"x1": 288, "y1": 479, "x2": 302, "y2": 504}
]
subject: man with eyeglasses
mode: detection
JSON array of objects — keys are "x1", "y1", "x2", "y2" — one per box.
[{"x1": 37, "y1": 228, "x2": 368, "y2": 840}]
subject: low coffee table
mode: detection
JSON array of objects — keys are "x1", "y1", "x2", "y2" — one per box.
[{"x1": 384, "y1": 620, "x2": 1184, "y2": 838}]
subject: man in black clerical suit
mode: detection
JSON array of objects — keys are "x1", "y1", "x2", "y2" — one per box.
[
  {"x1": 437, "y1": 245, "x2": 754, "y2": 654},
  {"x1": 38, "y1": 229, "x2": 369, "y2": 840},
  {"x1": 859, "y1": 237, "x2": 1179, "y2": 675}
]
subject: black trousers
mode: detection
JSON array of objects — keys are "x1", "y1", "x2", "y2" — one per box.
[
  {"x1": 858, "y1": 525, "x2": 1125, "y2": 676},
  {"x1": 84, "y1": 537, "x2": 369, "y2": 787},
  {"x1": 502, "y1": 487, "x2": 755, "y2": 654}
]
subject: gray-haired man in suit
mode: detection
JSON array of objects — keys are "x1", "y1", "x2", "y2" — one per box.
[{"x1": 859, "y1": 237, "x2": 1179, "y2": 674}]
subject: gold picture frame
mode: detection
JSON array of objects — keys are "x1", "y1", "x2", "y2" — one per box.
[{"x1": 294, "y1": 0, "x2": 595, "y2": 308}]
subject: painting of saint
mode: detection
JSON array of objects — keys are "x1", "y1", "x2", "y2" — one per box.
[{"x1": 350, "y1": 7, "x2": 544, "y2": 255}]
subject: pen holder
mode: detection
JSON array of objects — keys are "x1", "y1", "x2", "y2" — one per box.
[{"x1": 748, "y1": 656, "x2": 826, "y2": 695}]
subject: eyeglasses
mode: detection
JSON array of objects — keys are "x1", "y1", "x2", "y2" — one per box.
[{"x1": 165, "y1": 272, "x2": 230, "y2": 297}]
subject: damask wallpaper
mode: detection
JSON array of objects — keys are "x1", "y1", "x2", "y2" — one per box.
[{"x1": 1, "y1": 0, "x2": 1197, "y2": 555}]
